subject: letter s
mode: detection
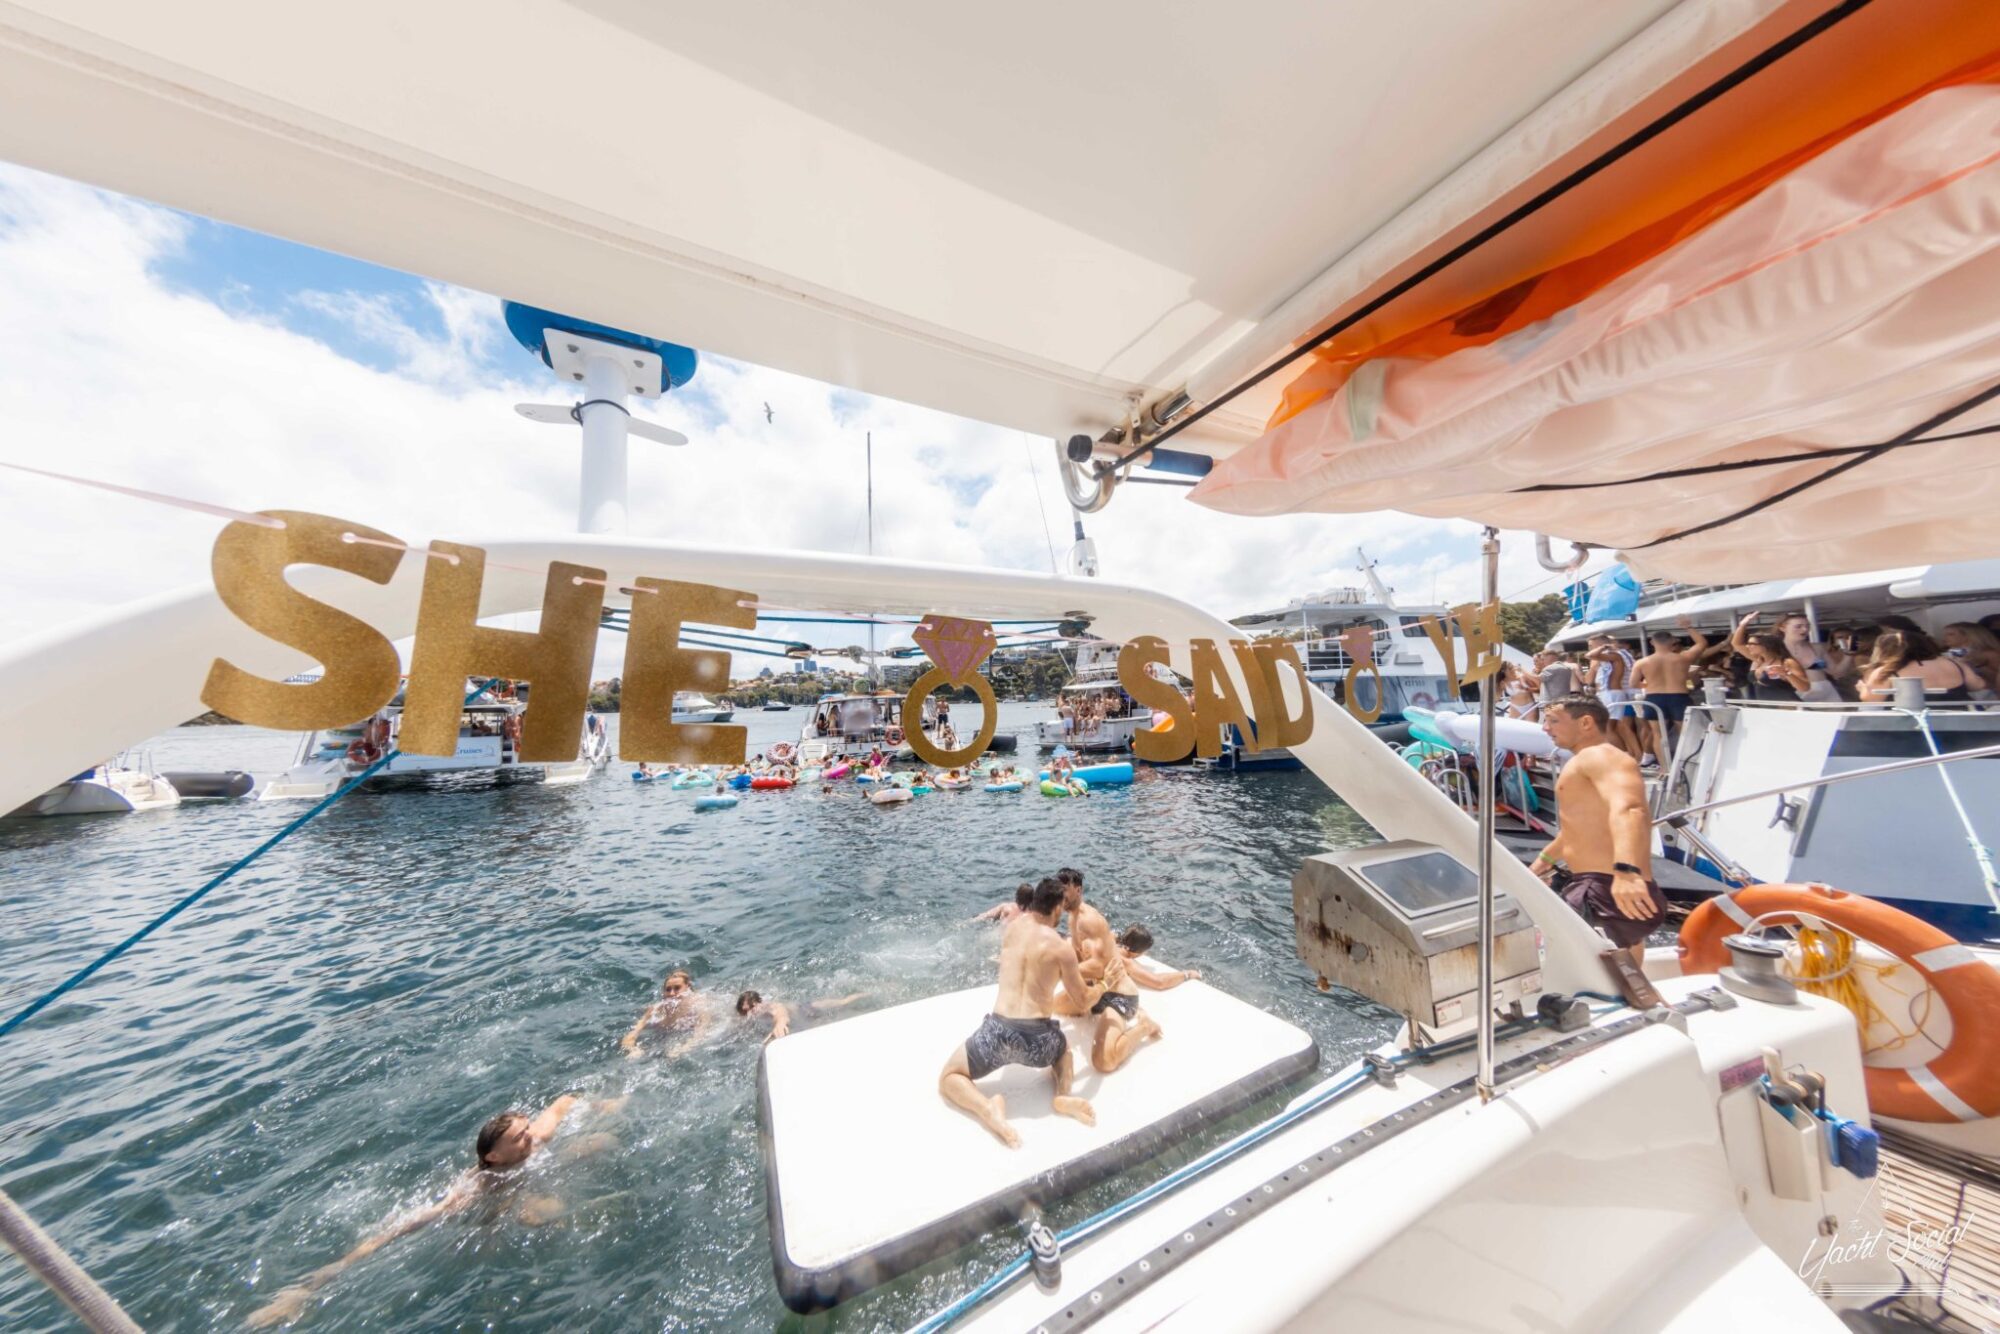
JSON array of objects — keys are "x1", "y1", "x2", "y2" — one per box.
[
  {"x1": 201, "y1": 511, "x2": 404, "y2": 730},
  {"x1": 1121, "y1": 636, "x2": 1195, "y2": 763}
]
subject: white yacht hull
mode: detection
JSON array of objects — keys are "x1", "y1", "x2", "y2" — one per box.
[{"x1": 23, "y1": 769, "x2": 181, "y2": 816}]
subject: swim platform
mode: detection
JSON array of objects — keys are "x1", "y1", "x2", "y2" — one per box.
[{"x1": 757, "y1": 973, "x2": 1318, "y2": 1311}]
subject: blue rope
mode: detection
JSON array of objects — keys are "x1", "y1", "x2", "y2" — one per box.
[
  {"x1": 0, "y1": 682, "x2": 496, "y2": 1045},
  {"x1": 905, "y1": 1255, "x2": 1033, "y2": 1334}
]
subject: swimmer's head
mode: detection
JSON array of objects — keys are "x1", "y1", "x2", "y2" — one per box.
[
  {"x1": 1117, "y1": 925, "x2": 1154, "y2": 957},
  {"x1": 1014, "y1": 882, "x2": 1033, "y2": 910},
  {"x1": 476, "y1": 1111, "x2": 534, "y2": 1171},
  {"x1": 662, "y1": 970, "x2": 693, "y2": 998},
  {"x1": 735, "y1": 990, "x2": 762, "y2": 1016},
  {"x1": 1030, "y1": 878, "x2": 1066, "y2": 920}
]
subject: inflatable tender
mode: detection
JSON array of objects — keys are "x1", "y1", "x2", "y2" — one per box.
[
  {"x1": 867, "y1": 786, "x2": 912, "y2": 806},
  {"x1": 983, "y1": 780, "x2": 1023, "y2": 793},
  {"x1": 1040, "y1": 778, "x2": 1089, "y2": 798},
  {"x1": 758, "y1": 971, "x2": 1318, "y2": 1312},
  {"x1": 161, "y1": 770, "x2": 255, "y2": 801},
  {"x1": 823, "y1": 763, "x2": 852, "y2": 781},
  {"x1": 1680, "y1": 884, "x2": 2000, "y2": 1124},
  {"x1": 1037, "y1": 762, "x2": 1133, "y2": 786},
  {"x1": 694, "y1": 794, "x2": 739, "y2": 813},
  {"x1": 751, "y1": 776, "x2": 795, "y2": 791}
]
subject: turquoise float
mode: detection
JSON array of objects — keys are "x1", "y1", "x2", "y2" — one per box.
[
  {"x1": 983, "y1": 780, "x2": 1023, "y2": 793},
  {"x1": 1037, "y1": 762, "x2": 1132, "y2": 786},
  {"x1": 671, "y1": 772, "x2": 709, "y2": 789},
  {"x1": 693, "y1": 794, "x2": 738, "y2": 813}
]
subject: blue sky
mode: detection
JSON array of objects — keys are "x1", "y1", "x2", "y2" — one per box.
[{"x1": 0, "y1": 161, "x2": 1584, "y2": 682}]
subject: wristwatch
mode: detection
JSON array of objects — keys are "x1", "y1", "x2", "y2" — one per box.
[{"x1": 1613, "y1": 861, "x2": 1644, "y2": 877}]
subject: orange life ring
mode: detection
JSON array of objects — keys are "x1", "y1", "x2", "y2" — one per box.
[
  {"x1": 345, "y1": 738, "x2": 380, "y2": 764},
  {"x1": 885, "y1": 725, "x2": 905, "y2": 746},
  {"x1": 1679, "y1": 883, "x2": 2000, "y2": 1123}
]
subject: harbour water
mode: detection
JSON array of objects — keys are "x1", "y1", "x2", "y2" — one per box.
[{"x1": 0, "y1": 704, "x2": 1396, "y2": 1331}]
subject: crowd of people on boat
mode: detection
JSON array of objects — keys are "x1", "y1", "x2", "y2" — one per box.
[{"x1": 1503, "y1": 609, "x2": 2000, "y2": 767}]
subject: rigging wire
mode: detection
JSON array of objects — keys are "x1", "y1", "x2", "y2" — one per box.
[
  {"x1": 1023, "y1": 435, "x2": 1060, "y2": 573},
  {"x1": 1107, "y1": 0, "x2": 1874, "y2": 473}
]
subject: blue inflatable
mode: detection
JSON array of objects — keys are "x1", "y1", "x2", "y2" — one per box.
[
  {"x1": 694, "y1": 794, "x2": 738, "y2": 813},
  {"x1": 728, "y1": 773, "x2": 753, "y2": 790},
  {"x1": 671, "y1": 772, "x2": 709, "y2": 789},
  {"x1": 983, "y1": 780, "x2": 1024, "y2": 793},
  {"x1": 631, "y1": 771, "x2": 655, "y2": 783},
  {"x1": 1583, "y1": 562, "x2": 1642, "y2": 623},
  {"x1": 1037, "y1": 762, "x2": 1133, "y2": 786}
]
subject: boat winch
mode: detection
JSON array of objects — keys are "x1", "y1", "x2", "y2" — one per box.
[{"x1": 1294, "y1": 840, "x2": 1542, "y2": 1043}]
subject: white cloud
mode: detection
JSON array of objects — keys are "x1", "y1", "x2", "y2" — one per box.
[{"x1": 0, "y1": 162, "x2": 1603, "y2": 685}]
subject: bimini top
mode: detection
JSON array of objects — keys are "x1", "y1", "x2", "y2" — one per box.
[{"x1": 501, "y1": 301, "x2": 699, "y2": 395}]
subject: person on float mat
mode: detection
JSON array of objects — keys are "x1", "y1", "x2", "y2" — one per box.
[
  {"x1": 1115, "y1": 925, "x2": 1202, "y2": 991},
  {"x1": 1533, "y1": 695, "x2": 1666, "y2": 960},
  {"x1": 1054, "y1": 868, "x2": 1162, "y2": 1073},
  {"x1": 938, "y1": 877, "x2": 1096, "y2": 1148},
  {"x1": 620, "y1": 968, "x2": 710, "y2": 1059},
  {"x1": 245, "y1": 1092, "x2": 625, "y2": 1327},
  {"x1": 734, "y1": 988, "x2": 867, "y2": 1042}
]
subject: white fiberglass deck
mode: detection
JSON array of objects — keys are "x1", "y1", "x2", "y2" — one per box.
[{"x1": 757, "y1": 973, "x2": 1317, "y2": 1311}]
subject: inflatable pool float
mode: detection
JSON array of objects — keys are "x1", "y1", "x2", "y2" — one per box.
[
  {"x1": 750, "y1": 776, "x2": 794, "y2": 790},
  {"x1": 694, "y1": 794, "x2": 739, "y2": 813},
  {"x1": 728, "y1": 773, "x2": 754, "y2": 790},
  {"x1": 671, "y1": 772, "x2": 710, "y2": 789},
  {"x1": 631, "y1": 770, "x2": 656, "y2": 783},
  {"x1": 823, "y1": 762, "x2": 852, "y2": 781},
  {"x1": 1037, "y1": 762, "x2": 1132, "y2": 786},
  {"x1": 856, "y1": 772, "x2": 878, "y2": 785},
  {"x1": 867, "y1": 787, "x2": 912, "y2": 806},
  {"x1": 1040, "y1": 778, "x2": 1089, "y2": 798},
  {"x1": 910, "y1": 784, "x2": 932, "y2": 795},
  {"x1": 797, "y1": 768, "x2": 823, "y2": 783},
  {"x1": 1413, "y1": 707, "x2": 1556, "y2": 758},
  {"x1": 935, "y1": 777, "x2": 970, "y2": 791},
  {"x1": 983, "y1": 780, "x2": 1023, "y2": 793}
]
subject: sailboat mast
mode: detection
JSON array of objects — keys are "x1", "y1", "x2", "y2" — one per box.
[{"x1": 866, "y1": 431, "x2": 878, "y2": 687}]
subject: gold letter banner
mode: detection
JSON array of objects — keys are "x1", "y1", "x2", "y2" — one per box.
[
  {"x1": 201, "y1": 510, "x2": 404, "y2": 731},
  {"x1": 1120, "y1": 637, "x2": 1195, "y2": 763},
  {"x1": 401, "y1": 543, "x2": 604, "y2": 760},
  {"x1": 619, "y1": 577, "x2": 752, "y2": 766}
]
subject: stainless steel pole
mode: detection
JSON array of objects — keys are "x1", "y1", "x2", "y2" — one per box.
[
  {"x1": 1476, "y1": 527, "x2": 1500, "y2": 1102},
  {"x1": 0, "y1": 1187, "x2": 143, "y2": 1333}
]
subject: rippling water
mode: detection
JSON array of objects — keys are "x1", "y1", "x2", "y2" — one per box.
[{"x1": 0, "y1": 706, "x2": 1395, "y2": 1331}]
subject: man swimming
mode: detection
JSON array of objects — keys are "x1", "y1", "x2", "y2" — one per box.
[
  {"x1": 620, "y1": 968, "x2": 711, "y2": 1059},
  {"x1": 245, "y1": 1092, "x2": 623, "y2": 1327},
  {"x1": 938, "y1": 877, "x2": 1096, "y2": 1148},
  {"x1": 972, "y1": 882, "x2": 1034, "y2": 923},
  {"x1": 1055, "y1": 868, "x2": 1161, "y2": 1073},
  {"x1": 734, "y1": 989, "x2": 866, "y2": 1042}
]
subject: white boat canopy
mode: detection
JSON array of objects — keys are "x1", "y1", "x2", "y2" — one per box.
[{"x1": 3, "y1": 1, "x2": 1996, "y2": 580}]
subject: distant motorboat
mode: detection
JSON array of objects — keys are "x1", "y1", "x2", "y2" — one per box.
[
  {"x1": 16, "y1": 755, "x2": 180, "y2": 817},
  {"x1": 762, "y1": 701, "x2": 791, "y2": 711},
  {"x1": 673, "y1": 692, "x2": 735, "y2": 723}
]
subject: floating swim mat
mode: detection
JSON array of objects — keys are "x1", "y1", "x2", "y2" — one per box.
[
  {"x1": 1038, "y1": 762, "x2": 1132, "y2": 786},
  {"x1": 758, "y1": 973, "x2": 1318, "y2": 1312},
  {"x1": 1040, "y1": 778, "x2": 1089, "y2": 797},
  {"x1": 694, "y1": 794, "x2": 738, "y2": 812},
  {"x1": 750, "y1": 776, "x2": 794, "y2": 790}
]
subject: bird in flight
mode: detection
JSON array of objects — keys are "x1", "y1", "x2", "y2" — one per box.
[{"x1": 763, "y1": 402, "x2": 774, "y2": 424}]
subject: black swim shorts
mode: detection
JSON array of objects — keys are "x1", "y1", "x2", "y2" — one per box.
[
  {"x1": 1090, "y1": 990, "x2": 1140, "y2": 1022},
  {"x1": 963, "y1": 1013, "x2": 1067, "y2": 1080},
  {"x1": 1562, "y1": 872, "x2": 1667, "y2": 950},
  {"x1": 1646, "y1": 692, "x2": 1690, "y2": 724}
]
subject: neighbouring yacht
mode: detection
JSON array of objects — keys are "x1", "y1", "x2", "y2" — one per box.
[
  {"x1": 1029, "y1": 641, "x2": 1165, "y2": 754},
  {"x1": 672, "y1": 692, "x2": 734, "y2": 724},
  {"x1": 258, "y1": 682, "x2": 609, "y2": 800},
  {"x1": 14, "y1": 755, "x2": 180, "y2": 817}
]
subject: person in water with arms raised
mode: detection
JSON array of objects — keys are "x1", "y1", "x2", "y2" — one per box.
[
  {"x1": 938, "y1": 877, "x2": 1096, "y2": 1148},
  {"x1": 1054, "y1": 868, "x2": 1162, "y2": 1072},
  {"x1": 621, "y1": 967, "x2": 710, "y2": 1059},
  {"x1": 246, "y1": 1093, "x2": 623, "y2": 1327},
  {"x1": 1533, "y1": 695, "x2": 1666, "y2": 959}
]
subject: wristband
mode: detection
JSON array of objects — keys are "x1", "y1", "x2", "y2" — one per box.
[
  {"x1": 1534, "y1": 851, "x2": 1555, "y2": 866},
  {"x1": 1613, "y1": 861, "x2": 1644, "y2": 877}
]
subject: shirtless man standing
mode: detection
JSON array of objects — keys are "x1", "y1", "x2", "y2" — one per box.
[
  {"x1": 1629, "y1": 615, "x2": 1708, "y2": 758},
  {"x1": 1054, "y1": 868, "x2": 1162, "y2": 1073},
  {"x1": 938, "y1": 877, "x2": 1097, "y2": 1147},
  {"x1": 1533, "y1": 695, "x2": 1666, "y2": 960}
]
